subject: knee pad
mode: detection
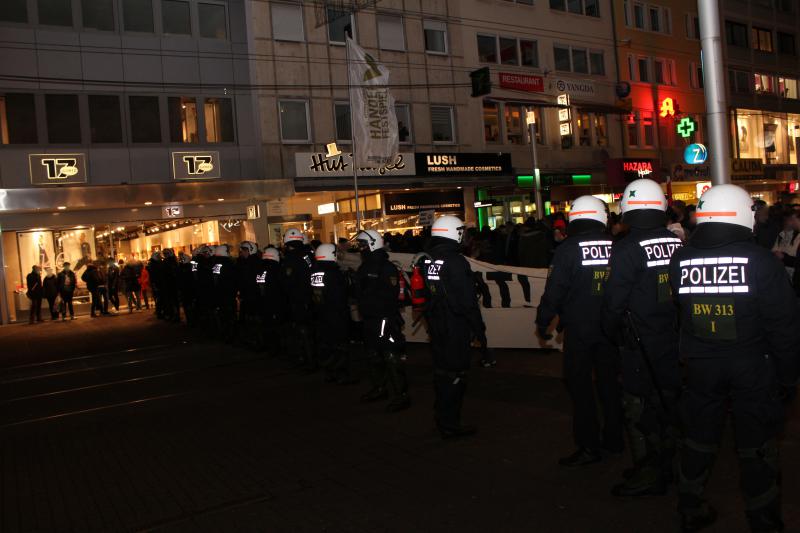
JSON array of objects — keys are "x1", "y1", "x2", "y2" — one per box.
[
  {"x1": 622, "y1": 393, "x2": 645, "y2": 426},
  {"x1": 679, "y1": 438, "x2": 718, "y2": 496},
  {"x1": 738, "y1": 441, "x2": 780, "y2": 512}
]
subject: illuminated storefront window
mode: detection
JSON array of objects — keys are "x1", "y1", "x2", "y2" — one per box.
[{"x1": 734, "y1": 109, "x2": 792, "y2": 164}]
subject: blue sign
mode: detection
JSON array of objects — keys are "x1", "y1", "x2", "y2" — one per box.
[{"x1": 684, "y1": 143, "x2": 708, "y2": 165}]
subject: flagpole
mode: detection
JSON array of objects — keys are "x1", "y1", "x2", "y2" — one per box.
[{"x1": 345, "y1": 34, "x2": 362, "y2": 232}]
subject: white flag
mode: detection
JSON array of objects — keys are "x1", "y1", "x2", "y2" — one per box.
[{"x1": 346, "y1": 37, "x2": 399, "y2": 168}]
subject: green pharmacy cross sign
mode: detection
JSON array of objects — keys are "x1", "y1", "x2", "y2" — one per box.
[{"x1": 677, "y1": 116, "x2": 697, "y2": 138}]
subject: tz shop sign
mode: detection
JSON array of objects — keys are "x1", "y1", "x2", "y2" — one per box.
[
  {"x1": 172, "y1": 151, "x2": 221, "y2": 180},
  {"x1": 29, "y1": 153, "x2": 87, "y2": 185}
]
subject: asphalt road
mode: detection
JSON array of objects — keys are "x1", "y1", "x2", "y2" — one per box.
[{"x1": 0, "y1": 312, "x2": 797, "y2": 532}]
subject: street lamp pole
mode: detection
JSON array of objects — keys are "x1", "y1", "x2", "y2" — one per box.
[
  {"x1": 795, "y1": 126, "x2": 800, "y2": 180},
  {"x1": 698, "y1": 0, "x2": 731, "y2": 185},
  {"x1": 527, "y1": 110, "x2": 544, "y2": 220}
]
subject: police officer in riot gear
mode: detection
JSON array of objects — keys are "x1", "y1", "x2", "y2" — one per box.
[
  {"x1": 177, "y1": 252, "x2": 196, "y2": 325},
  {"x1": 602, "y1": 178, "x2": 683, "y2": 497},
  {"x1": 669, "y1": 184, "x2": 799, "y2": 532},
  {"x1": 193, "y1": 245, "x2": 215, "y2": 333},
  {"x1": 281, "y1": 229, "x2": 316, "y2": 370},
  {"x1": 237, "y1": 240, "x2": 261, "y2": 346},
  {"x1": 211, "y1": 244, "x2": 238, "y2": 343},
  {"x1": 423, "y1": 216, "x2": 484, "y2": 438},
  {"x1": 355, "y1": 229, "x2": 410, "y2": 412},
  {"x1": 536, "y1": 195, "x2": 624, "y2": 466},
  {"x1": 256, "y1": 246, "x2": 285, "y2": 355},
  {"x1": 311, "y1": 244, "x2": 354, "y2": 384},
  {"x1": 161, "y1": 248, "x2": 180, "y2": 322}
]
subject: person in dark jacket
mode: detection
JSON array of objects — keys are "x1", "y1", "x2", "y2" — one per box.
[
  {"x1": 310, "y1": 244, "x2": 354, "y2": 384},
  {"x1": 422, "y1": 216, "x2": 485, "y2": 438},
  {"x1": 517, "y1": 218, "x2": 554, "y2": 268},
  {"x1": 160, "y1": 249, "x2": 180, "y2": 321},
  {"x1": 106, "y1": 260, "x2": 121, "y2": 312},
  {"x1": 669, "y1": 184, "x2": 800, "y2": 532},
  {"x1": 177, "y1": 252, "x2": 196, "y2": 326},
  {"x1": 211, "y1": 244, "x2": 238, "y2": 342},
  {"x1": 356, "y1": 229, "x2": 410, "y2": 412},
  {"x1": 56, "y1": 262, "x2": 77, "y2": 320},
  {"x1": 602, "y1": 178, "x2": 683, "y2": 498},
  {"x1": 26, "y1": 265, "x2": 43, "y2": 324},
  {"x1": 256, "y1": 246, "x2": 285, "y2": 355},
  {"x1": 281, "y1": 229, "x2": 315, "y2": 369},
  {"x1": 121, "y1": 260, "x2": 141, "y2": 312},
  {"x1": 193, "y1": 246, "x2": 215, "y2": 331},
  {"x1": 81, "y1": 263, "x2": 105, "y2": 317},
  {"x1": 43, "y1": 267, "x2": 59, "y2": 320},
  {"x1": 236, "y1": 241, "x2": 262, "y2": 343},
  {"x1": 753, "y1": 200, "x2": 781, "y2": 249},
  {"x1": 536, "y1": 196, "x2": 623, "y2": 467},
  {"x1": 147, "y1": 252, "x2": 166, "y2": 318}
]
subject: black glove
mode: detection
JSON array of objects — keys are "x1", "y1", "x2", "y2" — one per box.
[
  {"x1": 779, "y1": 384, "x2": 797, "y2": 405},
  {"x1": 536, "y1": 325, "x2": 553, "y2": 341}
]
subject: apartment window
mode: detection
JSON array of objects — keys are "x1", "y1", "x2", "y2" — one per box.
[
  {"x1": 754, "y1": 73, "x2": 775, "y2": 94},
  {"x1": 654, "y1": 59, "x2": 664, "y2": 84},
  {"x1": 726, "y1": 21, "x2": 748, "y2": 48},
  {"x1": 504, "y1": 104, "x2": 529, "y2": 145},
  {"x1": 38, "y1": 0, "x2": 72, "y2": 26},
  {"x1": 685, "y1": 13, "x2": 700, "y2": 39},
  {"x1": 327, "y1": 8, "x2": 352, "y2": 43},
  {"x1": 129, "y1": 96, "x2": 161, "y2": 143},
  {"x1": 594, "y1": 114, "x2": 607, "y2": 146},
  {"x1": 0, "y1": 94, "x2": 37, "y2": 144},
  {"x1": 500, "y1": 37, "x2": 519, "y2": 65},
  {"x1": 649, "y1": 7, "x2": 660, "y2": 32},
  {"x1": 483, "y1": 101, "x2": 500, "y2": 143},
  {"x1": 778, "y1": 32, "x2": 796, "y2": 55},
  {"x1": 520, "y1": 39, "x2": 538, "y2": 67},
  {"x1": 167, "y1": 97, "x2": 198, "y2": 143},
  {"x1": 690, "y1": 61, "x2": 704, "y2": 89},
  {"x1": 729, "y1": 69, "x2": 751, "y2": 93},
  {"x1": 554, "y1": 46, "x2": 571, "y2": 71},
  {"x1": 0, "y1": 0, "x2": 27, "y2": 23},
  {"x1": 123, "y1": 0, "x2": 153, "y2": 32},
  {"x1": 638, "y1": 57, "x2": 650, "y2": 82},
  {"x1": 626, "y1": 113, "x2": 639, "y2": 146},
  {"x1": 162, "y1": 0, "x2": 191, "y2": 35},
  {"x1": 633, "y1": 3, "x2": 644, "y2": 29},
  {"x1": 424, "y1": 20, "x2": 447, "y2": 54},
  {"x1": 478, "y1": 35, "x2": 498, "y2": 63},
  {"x1": 377, "y1": 14, "x2": 404, "y2": 51},
  {"x1": 551, "y1": 0, "x2": 598, "y2": 16},
  {"x1": 82, "y1": 0, "x2": 114, "y2": 30},
  {"x1": 642, "y1": 111, "x2": 654, "y2": 146},
  {"x1": 205, "y1": 98, "x2": 233, "y2": 142},
  {"x1": 779, "y1": 77, "x2": 798, "y2": 99},
  {"x1": 752, "y1": 27, "x2": 773, "y2": 52},
  {"x1": 777, "y1": 0, "x2": 794, "y2": 13},
  {"x1": 271, "y1": 3, "x2": 304, "y2": 42},
  {"x1": 279, "y1": 100, "x2": 310, "y2": 142},
  {"x1": 45, "y1": 94, "x2": 81, "y2": 144},
  {"x1": 431, "y1": 105, "x2": 454, "y2": 143},
  {"x1": 653, "y1": 58, "x2": 675, "y2": 85},
  {"x1": 88, "y1": 95, "x2": 122, "y2": 143},
  {"x1": 199, "y1": 3, "x2": 227, "y2": 39},
  {"x1": 576, "y1": 112, "x2": 591, "y2": 146},
  {"x1": 334, "y1": 102, "x2": 351, "y2": 142},
  {"x1": 572, "y1": 48, "x2": 588, "y2": 73},
  {"x1": 395, "y1": 104, "x2": 412, "y2": 143},
  {"x1": 589, "y1": 51, "x2": 605, "y2": 75}
]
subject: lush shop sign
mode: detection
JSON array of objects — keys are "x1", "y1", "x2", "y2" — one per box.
[
  {"x1": 294, "y1": 152, "x2": 415, "y2": 178},
  {"x1": 415, "y1": 153, "x2": 512, "y2": 176},
  {"x1": 384, "y1": 190, "x2": 465, "y2": 215}
]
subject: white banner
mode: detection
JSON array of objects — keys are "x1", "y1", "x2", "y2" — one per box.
[{"x1": 347, "y1": 37, "x2": 399, "y2": 168}]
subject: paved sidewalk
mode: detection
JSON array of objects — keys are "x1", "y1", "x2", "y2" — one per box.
[{"x1": 0, "y1": 313, "x2": 797, "y2": 532}]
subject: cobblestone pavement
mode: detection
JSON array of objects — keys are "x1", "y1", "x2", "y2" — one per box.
[{"x1": 0, "y1": 312, "x2": 797, "y2": 532}]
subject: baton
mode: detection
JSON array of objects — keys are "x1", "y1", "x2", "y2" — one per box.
[{"x1": 625, "y1": 311, "x2": 667, "y2": 413}]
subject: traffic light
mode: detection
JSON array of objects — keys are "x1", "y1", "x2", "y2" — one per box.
[{"x1": 470, "y1": 67, "x2": 491, "y2": 97}]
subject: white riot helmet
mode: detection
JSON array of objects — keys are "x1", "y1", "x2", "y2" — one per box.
[
  {"x1": 620, "y1": 178, "x2": 668, "y2": 214},
  {"x1": 695, "y1": 184, "x2": 755, "y2": 231},
  {"x1": 315, "y1": 243, "x2": 337, "y2": 262},
  {"x1": 431, "y1": 215, "x2": 465, "y2": 243},
  {"x1": 215, "y1": 244, "x2": 230, "y2": 257},
  {"x1": 239, "y1": 241, "x2": 257, "y2": 256},
  {"x1": 569, "y1": 195, "x2": 608, "y2": 226},
  {"x1": 262, "y1": 246, "x2": 280, "y2": 262},
  {"x1": 284, "y1": 228, "x2": 305, "y2": 245},
  {"x1": 193, "y1": 245, "x2": 212, "y2": 257},
  {"x1": 356, "y1": 230, "x2": 384, "y2": 252}
]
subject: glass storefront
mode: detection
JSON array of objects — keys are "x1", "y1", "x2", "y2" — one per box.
[{"x1": 734, "y1": 109, "x2": 800, "y2": 165}]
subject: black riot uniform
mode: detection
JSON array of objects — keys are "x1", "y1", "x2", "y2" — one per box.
[
  {"x1": 355, "y1": 247, "x2": 410, "y2": 411},
  {"x1": 255, "y1": 257, "x2": 284, "y2": 355},
  {"x1": 177, "y1": 257, "x2": 196, "y2": 326},
  {"x1": 194, "y1": 253, "x2": 215, "y2": 332},
  {"x1": 670, "y1": 221, "x2": 799, "y2": 532},
  {"x1": 602, "y1": 209, "x2": 683, "y2": 497},
  {"x1": 236, "y1": 252, "x2": 262, "y2": 345},
  {"x1": 211, "y1": 251, "x2": 237, "y2": 342},
  {"x1": 536, "y1": 219, "x2": 623, "y2": 465},
  {"x1": 281, "y1": 243, "x2": 315, "y2": 369},
  {"x1": 423, "y1": 236, "x2": 485, "y2": 438},
  {"x1": 161, "y1": 253, "x2": 180, "y2": 322},
  {"x1": 310, "y1": 259, "x2": 353, "y2": 383}
]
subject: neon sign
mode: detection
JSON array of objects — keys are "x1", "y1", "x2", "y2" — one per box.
[{"x1": 659, "y1": 97, "x2": 675, "y2": 118}]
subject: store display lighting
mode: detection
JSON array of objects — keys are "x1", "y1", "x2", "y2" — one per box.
[
  {"x1": 144, "y1": 201, "x2": 153, "y2": 206},
  {"x1": 217, "y1": 198, "x2": 224, "y2": 202},
  {"x1": 57, "y1": 206, "x2": 66, "y2": 210}
]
